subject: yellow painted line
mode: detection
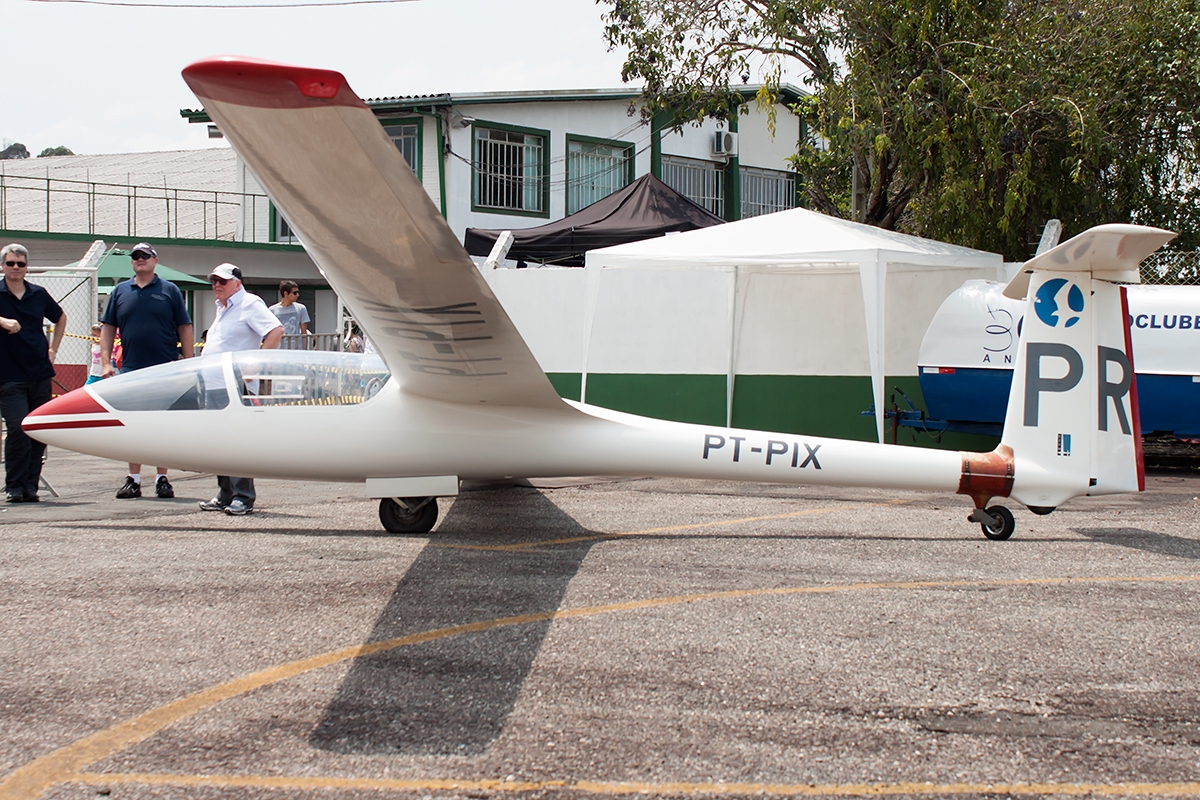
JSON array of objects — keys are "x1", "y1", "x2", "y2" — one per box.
[
  {"x1": 4, "y1": 573, "x2": 1198, "y2": 800},
  {"x1": 430, "y1": 506, "x2": 843, "y2": 552},
  {"x1": 71, "y1": 772, "x2": 1200, "y2": 797}
]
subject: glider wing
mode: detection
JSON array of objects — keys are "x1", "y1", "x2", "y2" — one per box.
[{"x1": 183, "y1": 57, "x2": 566, "y2": 410}]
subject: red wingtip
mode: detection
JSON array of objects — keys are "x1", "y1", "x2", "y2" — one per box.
[{"x1": 182, "y1": 56, "x2": 366, "y2": 110}]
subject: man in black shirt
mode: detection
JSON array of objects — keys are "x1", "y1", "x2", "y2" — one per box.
[{"x1": 0, "y1": 244, "x2": 66, "y2": 502}]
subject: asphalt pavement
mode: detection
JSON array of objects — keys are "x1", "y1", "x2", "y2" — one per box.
[{"x1": 1, "y1": 447, "x2": 1198, "y2": 799}]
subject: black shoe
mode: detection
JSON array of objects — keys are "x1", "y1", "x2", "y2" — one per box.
[
  {"x1": 155, "y1": 476, "x2": 174, "y2": 499},
  {"x1": 24, "y1": 494, "x2": 39, "y2": 503},
  {"x1": 116, "y1": 476, "x2": 141, "y2": 499},
  {"x1": 6, "y1": 492, "x2": 25, "y2": 503}
]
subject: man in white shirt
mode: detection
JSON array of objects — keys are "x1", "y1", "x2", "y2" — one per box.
[{"x1": 198, "y1": 263, "x2": 283, "y2": 516}]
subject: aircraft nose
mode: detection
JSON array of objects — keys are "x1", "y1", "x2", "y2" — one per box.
[{"x1": 22, "y1": 387, "x2": 120, "y2": 434}]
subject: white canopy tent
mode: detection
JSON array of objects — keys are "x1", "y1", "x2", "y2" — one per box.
[{"x1": 583, "y1": 207, "x2": 1004, "y2": 443}]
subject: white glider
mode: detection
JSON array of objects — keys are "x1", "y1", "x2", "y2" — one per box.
[{"x1": 24, "y1": 57, "x2": 1175, "y2": 538}]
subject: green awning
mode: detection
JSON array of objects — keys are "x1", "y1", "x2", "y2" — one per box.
[{"x1": 64, "y1": 249, "x2": 211, "y2": 289}]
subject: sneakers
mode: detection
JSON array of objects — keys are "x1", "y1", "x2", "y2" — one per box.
[
  {"x1": 224, "y1": 499, "x2": 253, "y2": 516},
  {"x1": 155, "y1": 476, "x2": 174, "y2": 499},
  {"x1": 199, "y1": 497, "x2": 252, "y2": 515},
  {"x1": 116, "y1": 476, "x2": 141, "y2": 499}
]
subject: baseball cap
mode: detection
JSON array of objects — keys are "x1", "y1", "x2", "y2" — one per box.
[
  {"x1": 130, "y1": 243, "x2": 157, "y2": 259},
  {"x1": 208, "y1": 263, "x2": 243, "y2": 281}
]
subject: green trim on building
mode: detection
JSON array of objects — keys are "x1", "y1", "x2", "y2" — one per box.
[
  {"x1": 470, "y1": 119, "x2": 552, "y2": 219},
  {"x1": 179, "y1": 83, "x2": 808, "y2": 124},
  {"x1": 542, "y1": 372, "x2": 998, "y2": 452},
  {"x1": 0, "y1": 228, "x2": 306, "y2": 252},
  {"x1": 564, "y1": 133, "x2": 637, "y2": 215},
  {"x1": 586, "y1": 373, "x2": 728, "y2": 426},
  {"x1": 376, "y1": 115, "x2": 424, "y2": 182},
  {"x1": 733, "y1": 374, "x2": 998, "y2": 450},
  {"x1": 435, "y1": 112, "x2": 447, "y2": 218},
  {"x1": 650, "y1": 111, "x2": 668, "y2": 179},
  {"x1": 546, "y1": 372, "x2": 582, "y2": 401},
  {"x1": 724, "y1": 110, "x2": 741, "y2": 222}
]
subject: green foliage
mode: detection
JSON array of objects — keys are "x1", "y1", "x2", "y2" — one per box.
[
  {"x1": 602, "y1": 0, "x2": 1200, "y2": 258},
  {"x1": 37, "y1": 146, "x2": 74, "y2": 157},
  {"x1": 0, "y1": 142, "x2": 30, "y2": 160}
]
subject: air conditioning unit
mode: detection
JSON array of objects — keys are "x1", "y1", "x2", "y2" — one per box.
[{"x1": 712, "y1": 131, "x2": 739, "y2": 157}]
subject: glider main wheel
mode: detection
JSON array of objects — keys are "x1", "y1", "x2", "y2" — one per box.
[
  {"x1": 979, "y1": 505, "x2": 1015, "y2": 541},
  {"x1": 379, "y1": 496, "x2": 438, "y2": 534}
]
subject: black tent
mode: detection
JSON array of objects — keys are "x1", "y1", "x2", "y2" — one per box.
[{"x1": 464, "y1": 174, "x2": 725, "y2": 267}]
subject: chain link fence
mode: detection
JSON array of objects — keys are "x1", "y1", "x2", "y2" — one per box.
[
  {"x1": 1139, "y1": 251, "x2": 1200, "y2": 285},
  {"x1": 28, "y1": 269, "x2": 99, "y2": 394}
]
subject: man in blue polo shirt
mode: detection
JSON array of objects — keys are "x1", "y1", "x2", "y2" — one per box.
[
  {"x1": 99, "y1": 243, "x2": 194, "y2": 499},
  {"x1": 0, "y1": 243, "x2": 66, "y2": 503}
]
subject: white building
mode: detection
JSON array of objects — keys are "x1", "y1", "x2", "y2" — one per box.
[{"x1": 1, "y1": 85, "x2": 805, "y2": 351}]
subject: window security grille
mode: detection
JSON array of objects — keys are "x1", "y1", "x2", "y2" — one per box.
[
  {"x1": 662, "y1": 155, "x2": 724, "y2": 217},
  {"x1": 475, "y1": 128, "x2": 545, "y2": 213},
  {"x1": 740, "y1": 166, "x2": 796, "y2": 218},
  {"x1": 567, "y1": 140, "x2": 631, "y2": 214}
]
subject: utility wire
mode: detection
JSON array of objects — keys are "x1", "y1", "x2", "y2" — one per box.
[{"x1": 27, "y1": 0, "x2": 418, "y2": 8}]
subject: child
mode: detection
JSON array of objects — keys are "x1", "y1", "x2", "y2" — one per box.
[{"x1": 85, "y1": 323, "x2": 104, "y2": 385}]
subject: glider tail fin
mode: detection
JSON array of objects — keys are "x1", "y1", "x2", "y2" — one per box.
[{"x1": 997, "y1": 224, "x2": 1175, "y2": 509}]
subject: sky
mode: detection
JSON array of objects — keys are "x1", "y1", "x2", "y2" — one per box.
[{"x1": 5, "y1": 0, "x2": 633, "y2": 156}]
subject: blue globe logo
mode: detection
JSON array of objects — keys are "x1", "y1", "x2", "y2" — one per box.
[{"x1": 1034, "y1": 278, "x2": 1085, "y2": 328}]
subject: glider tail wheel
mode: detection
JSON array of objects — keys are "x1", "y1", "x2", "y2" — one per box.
[
  {"x1": 978, "y1": 505, "x2": 1016, "y2": 541},
  {"x1": 379, "y1": 496, "x2": 439, "y2": 534}
]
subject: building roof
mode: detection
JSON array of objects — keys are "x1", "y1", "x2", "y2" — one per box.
[
  {"x1": 181, "y1": 84, "x2": 807, "y2": 125},
  {"x1": 0, "y1": 148, "x2": 238, "y2": 194}
]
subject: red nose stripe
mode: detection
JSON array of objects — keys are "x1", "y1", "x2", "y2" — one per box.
[
  {"x1": 25, "y1": 388, "x2": 107, "y2": 418},
  {"x1": 24, "y1": 419, "x2": 123, "y2": 432},
  {"x1": 22, "y1": 387, "x2": 120, "y2": 432}
]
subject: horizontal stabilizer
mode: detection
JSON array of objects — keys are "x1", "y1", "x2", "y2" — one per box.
[{"x1": 1004, "y1": 224, "x2": 1176, "y2": 299}]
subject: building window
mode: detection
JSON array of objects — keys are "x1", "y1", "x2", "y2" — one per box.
[
  {"x1": 381, "y1": 119, "x2": 420, "y2": 176},
  {"x1": 473, "y1": 123, "x2": 548, "y2": 216},
  {"x1": 740, "y1": 166, "x2": 796, "y2": 218},
  {"x1": 662, "y1": 155, "x2": 724, "y2": 217},
  {"x1": 566, "y1": 136, "x2": 633, "y2": 214},
  {"x1": 271, "y1": 204, "x2": 297, "y2": 244}
]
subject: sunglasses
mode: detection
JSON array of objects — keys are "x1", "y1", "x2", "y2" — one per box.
[
  {"x1": 4, "y1": 260, "x2": 27, "y2": 267},
  {"x1": 210, "y1": 277, "x2": 230, "y2": 286},
  {"x1": 131, "y1": 252, "x2": 154, "y2": 261},
  {"x1": 290, "y1": 290, "x2": 301, "y2": 295}
]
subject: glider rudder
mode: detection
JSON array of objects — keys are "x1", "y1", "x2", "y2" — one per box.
[{"x1": 996, "y1": 225, "x2": 1175, "y2": 509}]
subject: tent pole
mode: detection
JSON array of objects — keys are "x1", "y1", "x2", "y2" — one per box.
[
  {"x1": 858, "y1": 255, "x2": 888, "y2": 444},
  {"x1": 581, "y1": 262, "x2": 603, "y2": 404},
  {"x1": 726, "y1": 266, "x2": 737, "y2": 427}
]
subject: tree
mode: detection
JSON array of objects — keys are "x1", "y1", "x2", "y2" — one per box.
[
  {"x1": 37, "y1": 146, "x2": 74, "y2": 157},
  {"x1": 603, "y1": 0, "x2": 1200, "y2": 257},
  {"x1": 0, "y1": 142, "x2": 30, "y2": 160}
]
